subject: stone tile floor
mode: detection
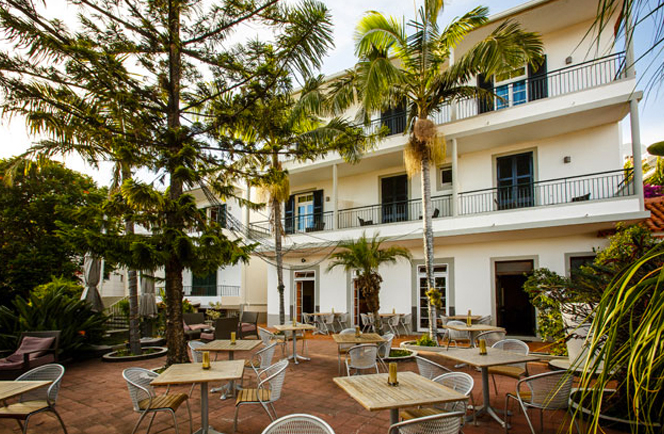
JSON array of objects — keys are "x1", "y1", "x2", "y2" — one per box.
[{"x1": 1, "y1": 333, "x2": 613, "y2": 434}]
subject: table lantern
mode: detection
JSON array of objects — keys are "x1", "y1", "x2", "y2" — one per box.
[
  {"x1": 479, "y1": 339, "x2": 487, "y2": 355},
  {"x1": 230, "y1": 332, "x2": 236, "y2": 344},
  {"x1": 355, "y1": 325, "x2": 360, "y2": 337},
  {"x1": 467, "y1": 309, "x2": 472, "y2": 327},
  {"x1": 331, "y1": 307, "x2": 334, "y2": 314},
  {"x1": 392, "y1": 307, "x2": 395, "y2": 314},
  {"x1": 202, "y1": 351, "x2": 211, "y2": 369},
  {"x1": 388, "y1": 362, "x2": 398, "y2": 386}
]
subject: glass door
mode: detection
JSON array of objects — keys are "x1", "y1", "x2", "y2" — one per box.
[
  {"x1": 381, "y1": 175, "x2": 408, "y2": 224},
  {"x1": 417, "y1": 264, "x2": 448, "y2": 330},
  {"x1": 296, "y1": 193, "x2": 314, "y2": 231},
  {"x1": 496, "y1": 152, "x2": 534, "y2": 210}
]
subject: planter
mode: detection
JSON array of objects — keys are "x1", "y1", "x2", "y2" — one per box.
[
  {"x1": 102, "y1": 346, "x2": 167, "y2": 362},
  {"x1": 383, "y1": 347, "x2": 417, "y2": 361},
  {"x1": 400, "y1": 341, "x2": 446, "y2": 353},
  {"x1": 569, "y1": 388, "x2": 662, "y2": 433}
]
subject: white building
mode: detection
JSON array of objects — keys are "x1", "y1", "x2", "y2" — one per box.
[{"x1": 247, "y1": 0, "x2": 647, "y2": 337}]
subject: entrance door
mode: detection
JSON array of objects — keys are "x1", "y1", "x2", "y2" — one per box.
[
  {"x1": 495, "y1": 260, "x2": 535, "y2": 336},
  {"x1": 496, "y1": 152, "x2": 534, "y2": 210},
  {"x1": 381, "y1": 175, "x2": 408, "y2": 224},
  {"x1": 294, "y1": 271, "x2": 315, "y2": 322}
]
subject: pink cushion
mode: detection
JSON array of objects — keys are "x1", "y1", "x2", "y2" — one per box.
[
  {"x1": 200, "y1": 332, "x2": 214, "y2": 341},
  {"x1": 188, "y1": 324, "x2": 209, "y2": 331},
  {"x1": 0, "y1": 359, "x2": 24, "y2": 369},
  {"x1": 183, "y1": 321, "x2": 191, "y2": 331},
  {"x1": 6, "y1": 337, "x2": 55, "y2": 363},
  {"x1": 241, "y1": 324, "x2": 256, "y2": 332}
]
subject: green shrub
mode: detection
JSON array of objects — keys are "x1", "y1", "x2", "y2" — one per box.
[
  {"x1": 0, "y1": 285, "x2": 108, "y2": 358},
  {"x1": 415, "y1": 334, "x2": 437, "y2": 347},
  {"x1": 32, "y1": 277, "x2": 84, "y2": 302},
  {"x1": 523, "y1": 269, "x2": 568, "y2": 356}
]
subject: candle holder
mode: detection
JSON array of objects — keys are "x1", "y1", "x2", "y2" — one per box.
[
  {"x1": 355, "y1": 325, "x2": 360, "y2": 338},
  {"x1": 202, "y1": 351, "x2": 211, "y2": 369},
  {"x1": 230, "y1": 332, "x2": 236, "y2": 345},
  {"x1": 478, "y1": 338, "x2": 487, "y2": 355},
  {"x1": 387, "y1": 362, "x2": 399, "y2": 386},
  {"x1": 466, "y1": 309, "x2": 472, "y2": 327}
]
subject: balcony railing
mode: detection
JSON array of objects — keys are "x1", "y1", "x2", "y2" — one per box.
[
  {"x1": 366, "y1": 52, "x2": 626, "y2": 135},
  {"x1": 250, "y1": 211, "x2": 334, "y2": 235},
  {"x1": 337, "y1": 195, "x2": 452, "y2": 229},
  {"x1": 184, "y1": 285, "x2": 241, "y2": 297},
  {"x1": 458, "y1": 169, "x2": 634, "y2": 215}
]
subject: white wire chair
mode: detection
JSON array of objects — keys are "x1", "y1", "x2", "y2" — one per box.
[
  {"x1": 477, "y1": 315, "x2": 492, "y2": 325},
  {"x1": 377, "y1": 333, "x2": 394, "y2": 372},
  {"x1": 233, "y1": 358, "x2": 289, "y2": 433},
  {"x1": 245, "y1": 342, "x2": 278, "y2": 378},
  {"x1": 387, "y1": 315, "x2": 401, "y2": 337},
  {"x1": 261, "y1": 413, "x2": 336, "y2": 434},
  {"x1": 122, "y1": 367, "x2": 192, "y2": 434},
  {"x1": 445, "y1": 320, "x2": 471, "y2": 349},
  {"x1": 186, "y1": 340, "x2": 208, "y2": 395},
  {"x1": 504, "y1": 370, "x2": 577, "y2": 434},
  {"x1": 414, "y1": 355, "x2": 451, "y2": 380},
  {"x1": 335, "y1": 313, "x2": 349, "y2": 332},
  {"x1": 489, "y1": 339, "x2": 530, "y2": 394},
  {"x1": 259, "y1": 327, "x2": 287, "y2": 357},
  {"x1": 337, "y1": 328, "x2": 356, "y2": 374},
  {"x1": 388, "y1": 411, "x2": 464, "y2": 434},
  {"x1": 400, "y1": 372, "x2": 475, "y2": 425},
  {"x1": 399, "y1": 313, "x2": 412, "y2": 335},
  {"x1": 0, "y1": 364, "x2": 68, "y2": 434},
  {"x1": 320, "y1": 314, "x2": 336, "y2": 334},
  {"x1": 360, "y1": 313, "x2": 374, "y2": 333},
  {"x1": 345, "y1": 344, "x2": 379, "y2": 376},
  {"x1": 474, "y1": 330, "x2": 506, "y2": 348}
]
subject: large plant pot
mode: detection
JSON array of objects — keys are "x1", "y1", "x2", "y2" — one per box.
[
  {"x1": 400, "y1": 341, "x2": 446, "y2": 353},
  {"x1": 383, "y1": 347, "x2": 417, "y2": 361},
  {"x1": 102, "y1": 346, "x2": 167, "y2": 362},
  {"x1": 569, "y1": 388, "x2": 661, "y2": 433}
]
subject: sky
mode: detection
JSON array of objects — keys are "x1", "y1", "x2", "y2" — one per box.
[{"x1": 0, "y1": 0, "x2": 662, "y2": 186}]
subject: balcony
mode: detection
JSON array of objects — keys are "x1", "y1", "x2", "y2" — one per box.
[
  {"x1": 249, "y1": 169, "x2": 634, "y2": 238},
  {"x1": 184, "y1": 285, "x2": 241, "y2": 297},
  {"x1": 366, "y1": 52, "x2": 626, "y2": 135}
]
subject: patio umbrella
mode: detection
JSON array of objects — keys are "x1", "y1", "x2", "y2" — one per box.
[
  {"x1": 139, "y1": 272, "x2": 158, "y2": 318},
  {"x1": 81, "y1": 253, "x2": 104, "y2": 312}
]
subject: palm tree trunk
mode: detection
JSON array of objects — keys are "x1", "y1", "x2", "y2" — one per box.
[
  {"x1": 421, "y1": 153, "x2": 438, "y2": 340},
  {"x1": 273, "y1": 195, "x2": 286, "y2": 325}
]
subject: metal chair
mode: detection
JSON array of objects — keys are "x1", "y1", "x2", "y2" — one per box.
[
  {"x1": 489, "y1": 339, "x2": 530, "y2": 395},
  {"x1": 400, "y1": 372, "x2": 475, "y2": 425},
  {"x1": 445, "y1": 320, "x2": 470, "y2": 349},
  {"x1": 399, "y1": 313, "x2": 412, "y2": 335},
  {"x1": 345, "y1": 344, "x2": 379, "y2": 376},
  {"x1": 233, "y1": 359, "x2": 289, "y2": 433},
  {"x1": 360, "y1": 313, "x2": 374, "y2": 333},
  {"x1": 320, "y1": 314, "x2": 335, "y2": 335},
  {"x1": 261, "y1": 413, "x2": 336, "y2": 434},
  {"x1": 335, "y1": 313, "x2": 349, "y2": 331},
  {"x1": 187, "y1": 340, "x2": 207, "y2": 395},
  {"x1": 377, "y1": 333, "x2": 394, "y2": 372},
  {"x1": 477, "y1": 315, "x2": 492, "y2": 325},
  {"x1": 387, "y1": 315, "x2": 401, "y2": 337},
  {"x1": 258, "y1": 327, "x2": 287, "y2": 357},
  {"x1": 337, "y1": 328, "x2": 356, "y2": 374},
  {"x1": 245, "y1": 342, "x2": 278, "y2": 378},
  {"x1": 123, "y1": 367, "x2": 192, "y2": 434},
  {"x1": 0, "y1": 364, "x2": 68, "y2": 434},
  {"x1": 504, "y1": 371, "x2": 577, "y2": 434},
  {"x1": 388, "y1": 411, "x2": 464, "y2": 434},
  {"x1": 414, "y1": 355, "x2": 451, "y2": 380},
  {"x1": 474, "y1": 330, "x2": 506, "y2": 347}
]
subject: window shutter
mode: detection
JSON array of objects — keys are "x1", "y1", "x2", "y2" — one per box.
[
  {"x1": 528, "y1": 55, "x2": 548, "y2": 101},
  {"x1": 313, "y1": 190, "x2": 324, "y2": 229},
  {"x1": 477, "y1": 74, "x2": 494, "y2": 114},
  {"x1": 284, "y1": 195, "x2": 295, "y2": 234},
  {"x1": 218, "y1": 204, "x2": 227, "y2": 228}
]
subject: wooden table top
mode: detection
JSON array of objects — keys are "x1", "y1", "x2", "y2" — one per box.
[
  {"x1": 444, "y1": 324, "x2": 504, "y2": 333},
  {"x1": 273, "y1": 323, "x2": 317, "y2": 332},
  {"x1": 308, "y1": 312, "x2": 339, "y2": 316},
  {"x1": 0, "y1": 381, "x2": 51, "y2": 401},
  {"x1": 447, "y1": 315, "x2": 482, "y2": 321},
  {"x1": 434, "y1": 348, "x2": 540, "y2": 368},
  {"x1": 332, "y1": 333, "x2": 385, "y2": 345},
  {"x1": 198, "y1": 339, "x2": 261, "y2": 352},
  {"x1": 151, "y1": 360, "x2": 245, "y2": 385},
  {"x1": 379, "y1": 313, "x2": 403, "y2": 317},
  {"x1": 334, "y1": 372, "x2": 467, "y2": 412}
]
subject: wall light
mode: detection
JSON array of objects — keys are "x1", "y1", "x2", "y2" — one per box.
[{"x1": 564, "y1": 156, "x2": 572, "y2": 164}]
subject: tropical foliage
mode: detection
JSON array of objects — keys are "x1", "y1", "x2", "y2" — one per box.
[
  {"x1": 0, "y1": 158, "x2": 105, "y2": 307},
  {"x1": 332, "y1": 0, "x2": 543, "y2": 338},
  {"x1": 327, "y1": 233, "x2": 411, "y2": 335}
]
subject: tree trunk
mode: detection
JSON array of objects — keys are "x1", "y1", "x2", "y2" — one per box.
[
  {"x1": 164, "y1": 0, "x2": 188, "y2": 365},
  {"x1": 421, "y1": 152, "x2": 438, "y2": 341},
  {"x1": 364, "y1": 273, "x2": 383, "y2": 335},
  {"x1": 274, "y1": 195, "x2": 285, "y2": 325},
  {"x1": 125, "y1": 218, "x2": 142, "y2": 355}
]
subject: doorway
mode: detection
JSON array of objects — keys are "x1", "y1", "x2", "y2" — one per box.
[
  {"x1": 381, "y1": 174, "x2": 408, "y2": 223},
  {"x1": 294, "y1": 271, "x2": 315, "y2": 322},
  {"x1": 495, "y1": 260, "x2": 535, "y2": 336},
  {"x1": 496, "y1": 152, "x2": 534, "y2": 210}
]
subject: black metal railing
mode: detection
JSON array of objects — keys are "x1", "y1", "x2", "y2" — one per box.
[
  {"x1": 184, "y1": 285, "x2": 241, "y2": 297},
  {"x1": 337, "y1": 195, "x2": 452, "y2": 229},
  {"x1": 250, "y1": 211, "x2": 334, "y2": 235},
  {"x1": 458, "y1": 169, "x2": 634, "y2": 215},
  {"x1": 367, "y1": 52, "x2": 626, "y2": 127}
]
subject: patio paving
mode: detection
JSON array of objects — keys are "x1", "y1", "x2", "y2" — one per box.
[{"x1": 1, "y1": 333, "x2": 613, "y2": 434}]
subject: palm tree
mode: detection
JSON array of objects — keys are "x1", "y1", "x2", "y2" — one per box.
[
  {"x1": 228, "y1": 75, "x2": 380, "y2": 325},
  {"x1": 327, "y1": 233, "x2": 411, "y2": 335},
  {"x1": 334, "y1": 1, "x2": 543, "y2": 338}
]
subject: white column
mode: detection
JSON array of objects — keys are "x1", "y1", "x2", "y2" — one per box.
[
  {"x1": 625, "y1": 14, "x2": 643, "y2": 209},
  {"x1": 332, "y1": 163, "x2": 339, "y2": 230},
  {"x1": 451, "y1": 138, "x2": 459, "y2": 216},
  {"x1": 245, "y1": 178, "x2": 251, "y2": 236}
]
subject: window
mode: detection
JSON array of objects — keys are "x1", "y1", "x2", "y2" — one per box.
[
  {"x1": 495, "y1": 66, "x2": 527, "y2": 110},
  {"x1": 496, "y1": 152, "x2": 534, "y2": 210},
  {"x1": 569, "y1": 254, "x2": 595, "y2": 275},
  {"x1": 192, "y1": 271, "x2": 217, "y2": 296},
  {"x1": 296, "y1": 193, "x2": 314, "y2": 231},
  {"x1": 418, "y1": 264, "x2": 448, "y2": 329},
  {"x1": 208, "y1": 204, "x2": 227, "y2": 228},
  {"x1": 439, "y1": 165, "x2": 453, "y2": 191}
]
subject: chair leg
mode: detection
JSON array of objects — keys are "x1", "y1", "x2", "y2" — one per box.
[
  {"x1": 492, "y1": 374, "x2": 498, "y2": 395},
  {"x1": 131, "y1": 411, "x2": 149, "y2": 434},
  {"x1": 169, "y1": 409, "x2": 180, "y2": 434},
  {"x1": 52, "y1": 408, "x2": 69, "y2": 434},
  {"x1": 146, "y1": 412, "x2": 157, "y2": 434},
  {"x1": 186, "y1": 399, "x2": 193, "y2": 434},
  {"x1": 233, "y1": 404, "x2": 240, "y2": 433},
  {"x1": 21, "y1": 416, "x2": 29, "y2": 434}
]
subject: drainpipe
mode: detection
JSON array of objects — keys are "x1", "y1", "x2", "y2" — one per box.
[
  {"x1": 333, "y1": 163, "x2": 338, "y2": 229},
  {"x1": 625, "y1": 15, "x2": 644, "y2": 209},
  {"x1": 452, "y1": 138, "x2": 459, "y2": 216}
]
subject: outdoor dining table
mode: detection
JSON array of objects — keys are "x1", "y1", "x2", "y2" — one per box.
[
  {"x1": 0, "y1": 380, "x2": 51, "y2": 401},
  {"x1": 151, "y1": 360, "x2": 245, "y2": 434},
  {"x1": 197, "y1": 339, "x2": 261, "y2": 399},
  {"x1": 273, "y1": 322, "x2": 316, "y2": 365},
  {"x1": 434, "y1": 347, "x2": 539, "y2": 427},
  {"x1": 334, "y1": 371, "x2": 468, "y2": 424},
  {"x1": 331, "y1": 332, "x2": 385, "y2": 345},
  {"x1": 444, "y1": 324, "x2": 504, "y2": 347}
]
